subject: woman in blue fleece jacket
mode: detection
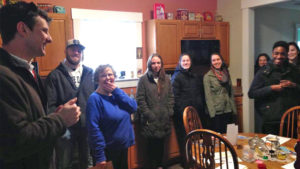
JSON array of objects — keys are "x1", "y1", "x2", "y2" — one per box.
[{"x1": 86, "y1": 64, "x2": 137, "y2": 169}]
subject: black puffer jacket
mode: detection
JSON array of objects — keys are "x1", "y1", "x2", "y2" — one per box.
[
  {"x1": 136, "y1": 71, "x2": 174, "y2": 138},
  {"x1": 171, "y1": 67, "x2": 204, "y2": 118}
]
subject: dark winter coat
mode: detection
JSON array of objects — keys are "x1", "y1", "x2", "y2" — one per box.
[
  {"x1": 136, "y1": 71, "x2": 174, "y2": 138},
  {"x1": 248, "y1": 63, "x2": 300, "y2": 134},
  {"x1": 0, "y1": 48, "x2": 66, "y2": 169},
  {"x1": 171, "y1": 67, "x2": 204, "y2": 118},
  {"x1": 45, "y1": 63, "x2": 94, "y2": 128}
]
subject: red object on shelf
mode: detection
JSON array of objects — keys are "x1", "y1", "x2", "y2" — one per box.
[
  {"x1": 153, "y1": 3, "x2": 165, "y2": 19},
  {"x1": 203, "y1": 11, "x2": 214, "y2": 21},
  {"x1": 37, "y1": 3, "x2": 53, "y2": 13}
]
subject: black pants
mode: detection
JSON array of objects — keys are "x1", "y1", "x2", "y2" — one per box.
[
  {"x1": 147, "y1": 138, "x2": 165, "y2": 168},
  {"x1": 105, "y1": 148, "x2": 128, "y2": 169},
  {"x1": 211, "y1": 113, "x2": 233, "y2": 134},
  {"x1": 55, "y1": 128, "x2": 90, "y2": 169},
  {"x1": 173, "y1": 114, "x2": 186, "y2": 166}
]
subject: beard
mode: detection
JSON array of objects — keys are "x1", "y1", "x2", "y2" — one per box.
[{"x1": 66, "y1": 54, "x2": 81, "y2": 66}]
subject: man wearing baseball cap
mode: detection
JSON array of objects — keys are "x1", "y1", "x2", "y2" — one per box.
[{"x1": 45, "y1": 39, "x2": 94, "y2": 169}]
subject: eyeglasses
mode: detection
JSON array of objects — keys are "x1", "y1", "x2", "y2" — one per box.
[{"x1": 100, "y1": 73, "x2": 114, "y2": 78}]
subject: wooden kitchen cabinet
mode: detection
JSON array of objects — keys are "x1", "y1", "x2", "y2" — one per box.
[
  {"x1": 128, "y1": 122, "x2": 180, "y2": 169},
  {"x1": 35, "y1": 13, "x2": 70, "y2": 77},
  {"x1": 146, "y1": 20, "x2": 181, "y2": 70},
  {"x1": 128, "y1": 124, "x2": 148, "y2": 168},
  {"x1": 216, "y1": 22, "x2": 230, "y2": 66},
  {"x1": 181, "y1": 21, "x2": 216, "y2": 39},
  {"x1": 146, "y1": 20, "x2": 229, "y2": 70}
]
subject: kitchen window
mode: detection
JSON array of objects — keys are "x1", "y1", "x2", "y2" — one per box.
[{"x1": 72, "y1": 8, "x2": 143, "y2": 83}]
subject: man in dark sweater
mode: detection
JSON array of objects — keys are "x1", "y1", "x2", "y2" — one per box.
[
  {"x1": 0, "y1": 2, "x2": 81, "y2": 169},
  {"x1": 45, "y1": 39, "x2": 94, "y2": 169}
]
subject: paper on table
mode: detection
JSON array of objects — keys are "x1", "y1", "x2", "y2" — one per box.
[
  {"x1": 261, "y1": 134, "x2": 290, "y2": 145},
  {"x1": 282, "y1": 162, "x2": 295, "y2": 169},
  {"x1": 215, "y1": 163, "x2": 247, "y2": 169},
  {"x1": 226, "y1": 123, "x2": 238, "y2": 145},
  {"x1": 214, "y1": 151, "x2": 242, "y2": 163}
]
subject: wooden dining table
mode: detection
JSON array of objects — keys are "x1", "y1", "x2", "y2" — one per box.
[{"x1": 234, "y1": 133, "x2": 297, "y2": 169}]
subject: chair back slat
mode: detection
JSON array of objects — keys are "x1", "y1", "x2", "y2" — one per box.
[
  {"x1": 185, "y1": 129, "x2": 239, "y2": 169},
  {"x1": 225, "y1": 146, "x2": 229, "y2": 169},
  {"x1": 279, "y1": 106, "x2": 300, "y2": 138},
  {"x1": 183, "y1": 106, "x2": 203, "y2": 134},
  {"x1": 291, "y1": 111, "x2": 295, "y2": 138}
]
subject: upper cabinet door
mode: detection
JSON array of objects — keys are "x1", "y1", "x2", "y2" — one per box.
[
  {"x1": 200, "y1": 21, "x2": 216, "y2": 39},
  {"x1": 156, "y1": 21, "x2": 181, "y2": 69},
  {"x1": 146, "y1": 20, "x2": 181, "y2": 70},
  {"x1": 181, "y1": 21, "x2": 200, "y2": 38},
  {"x1": 35, "y1": 13, "x2": 70, "y2": 77},
  {"x1": 181, "y1": 21, "x2": 216, "y2": 39}
]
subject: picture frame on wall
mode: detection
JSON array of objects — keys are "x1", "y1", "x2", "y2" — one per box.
[{"x1": 136, "y1": 47, "x2": 142, "y2": 59}]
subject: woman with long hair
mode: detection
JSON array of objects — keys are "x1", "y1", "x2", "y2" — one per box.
[
  {"x1": 203, "y1": 53, "x2": 237, "y2": 133},
  {"x1": 136, "y1": 53, "x2": 174, "y2": 169},
  {"x1": 288, "y1": 42, "x2": 300, "y2": 65}
]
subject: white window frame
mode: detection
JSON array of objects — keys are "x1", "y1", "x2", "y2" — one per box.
[{"x1": 71, "y1": 8, "x2": 143, "y2": 87}]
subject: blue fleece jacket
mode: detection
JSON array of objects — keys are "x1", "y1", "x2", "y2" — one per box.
[{"x1": 86, "y1": 88, "x2": 137, "y2": 163}]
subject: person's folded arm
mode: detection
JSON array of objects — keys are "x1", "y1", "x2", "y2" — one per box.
[
  {"x1": 248, "y1": 71, "x2": 273, "y2": 99},
  {"x1": 112, "y1": 88, "x2": 137, "y2": 113},
  {"x1": 86, "y1": 96, "x2": 107, "y2": 163},
  {"x1": 203, "y1": 75, "x2": 216, "y2": 118}
]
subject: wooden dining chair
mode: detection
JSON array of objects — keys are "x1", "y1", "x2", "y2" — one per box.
[
  {"x1": 183, "y1": 106, "x2": 203, "y2": 134},
  {"x1": 184, "y1": 129, "x2": 239, "y2": 169},
  {"x1": 279, "y1": 106, "x2": 300, "y2": 139}
]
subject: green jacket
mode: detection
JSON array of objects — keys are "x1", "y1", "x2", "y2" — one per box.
[
  {"x1": 136, "y1": 71, "x2": 174, "y2": 138},
  {"x1": 203, "y1": 70, "x2": 237, "y2": 118}
]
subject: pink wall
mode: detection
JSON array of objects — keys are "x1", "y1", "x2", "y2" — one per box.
[
  {"x1": 27, "y1": 0, "x2": 217, "y2": 20},
  {"x1": 26, "y1": 0, "x2": 217, "y2": 70}
]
